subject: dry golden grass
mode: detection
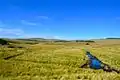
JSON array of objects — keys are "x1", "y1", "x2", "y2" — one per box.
[{"x1": 0, "y1": 40, "x2": 120, "y2": 80}]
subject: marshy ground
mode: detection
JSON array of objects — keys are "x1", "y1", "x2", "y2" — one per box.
[{"x1": 0, "y1": 40, "x2": 120, "y2": 80}]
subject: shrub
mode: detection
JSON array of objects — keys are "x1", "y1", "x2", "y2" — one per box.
[
  {"x1": 0, "y1": 39, "x2": 9, "y2": 45},
  {"x1": 86, "y1": 43, "x2": 90, "y2": 45}
]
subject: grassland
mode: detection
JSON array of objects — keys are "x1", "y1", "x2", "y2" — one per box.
[{"x1": 0, "y1": 39, "x2": 120, "y2": 80}]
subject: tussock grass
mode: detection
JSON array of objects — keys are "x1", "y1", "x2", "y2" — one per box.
[{"x1": 0, "y1": 42, "x2": 120, "y2": 80}]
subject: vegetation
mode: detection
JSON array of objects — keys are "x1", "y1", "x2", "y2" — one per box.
[
  {"x1": 0, "y1": 39, "x2": 9, "y2": 45},
  {"x1": 54, "y1": 40, "x2": 71, "y2": 42},
  {"x1": 0, "y1": 39, "x2": 120, "y2": 80},
  {"x1": 106, "y1": 38, "x2": 120, "y2": 39},
  {"x1": 75, "y1": 40, "x2": 95, "y2": 42}
]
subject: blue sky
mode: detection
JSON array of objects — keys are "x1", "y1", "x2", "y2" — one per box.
[{"x1": 0, "y1": 0, "x2": 120, "y2": 40}]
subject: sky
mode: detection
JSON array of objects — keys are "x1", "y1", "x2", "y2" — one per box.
[{"x1": 0, "y1": 0, "x2": 120, "y2": 40}]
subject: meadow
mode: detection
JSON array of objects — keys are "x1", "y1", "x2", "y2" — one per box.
[{"x1": 0, "y1": 40, "x2": 120, "y2": 80}]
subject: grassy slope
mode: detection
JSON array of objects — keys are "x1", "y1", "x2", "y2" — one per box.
[{"x1": 0, "y1": 40, "x2": 120, "y2": 80}]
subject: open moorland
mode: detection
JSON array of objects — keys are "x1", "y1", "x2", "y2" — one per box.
[{"x1": 0, "y1": 38, "x2": 120, "y2": 80}]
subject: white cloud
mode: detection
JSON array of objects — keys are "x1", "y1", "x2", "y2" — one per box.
[
  {"x1": 22, "y1": 34, "x2": 63, "y2": 39},
  {"x1": 21, "y1": 16, "x2": 50, "y2": 26},
  {"x1": 21, "y1": 20, "x2": 37, "y2": 26},
  {"x1": 22, "y1": 34, "x2": 41, "y2": 38},
  {"x1": 37, "y1": 16, "x2": 49, "y2": 19},
  {"x1": 43, "y1": 36, "x2": 64, "y2": 39},
  {"x1": 0, "y1": 21, "x2": 24, "y2": 38},
  {"x1": 0, "y1": 28, "x2": 24, "y2": 36}
]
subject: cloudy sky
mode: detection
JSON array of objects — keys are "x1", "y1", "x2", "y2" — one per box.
[{"x1": 0, "y1": 0, "x2": 120, "y2": 40}]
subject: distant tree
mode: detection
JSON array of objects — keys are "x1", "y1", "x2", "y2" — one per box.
[
  {"x1": 54, "y1": 40, "x2": 70, "y2": 42},
  {"x1": 106, "y1": 38, "x2": 120, "y2": 39},
  {"x1": 85, "y1": 40, "x2": 95, "y2": 42},
  {"x1": 75, "y1": 40, "x2": 95, "y2": 43},
  {"x1": 86, "y1": 43, "x2": 90, "y2": 45},
  {"x1": 76, "y1": 40, "x2": 84, "y2": 42},
  {"x1": 0, "y1": 39, "x2": 9, "y2": 45}
]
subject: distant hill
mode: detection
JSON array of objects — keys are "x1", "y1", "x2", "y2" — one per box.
[
  {"x1": 15, "y1": 38, "x2": 62, "y2": 42},
  {"x1": 16, "y1": 38, "x2": 46, "y2": 41},
  {"x1": 2, "y1": 37, "x2": 120, "y2": 44},
  {"x1": 0, "y1": 38, "x2": 97, "y2": 43},
  {"x1": 106, "y1": 38, "x2": 120, "y2": 39}
]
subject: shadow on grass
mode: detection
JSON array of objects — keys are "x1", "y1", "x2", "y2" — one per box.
[{"x1": 4, "y1": 53, "x2": 24, "y2": 60}]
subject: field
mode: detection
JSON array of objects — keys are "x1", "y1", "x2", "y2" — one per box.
[{"x1": 0, "y1": 40, "x2": 120, "y2": 80}]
